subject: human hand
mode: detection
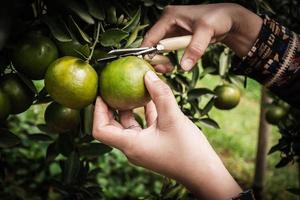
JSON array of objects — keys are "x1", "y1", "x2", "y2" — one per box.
[
  {"x1": 93, "y1": 70, "x2": 241, "y2": 199},
  {"x1": 142, "y1": 3, "x2": 262, "y2": 72}
]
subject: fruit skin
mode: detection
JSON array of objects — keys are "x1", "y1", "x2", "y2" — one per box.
[
  {"x1": 45, "y1": 56, "x2": 98, "y2": 109},
  {"x1": 12, "y1": 34, "x2": 59, "y2": 80},
  {"x1": 265, "y1": 105, "x2": 287, "y2": 125},
  {"x1": 0, "y1": 88, "x2": 11, "y2": 121},
  {"x1": 0, "y1": 74, "x2": 35, "y2": 114},
  {"x1": 99, "y1": 56, "x2": 154, "y2": 110},
  {"x1": 214, "y1": 84, "x2": 241, "y2": 110},
  {"x1": 44, "y1": 102, "x2": 80, "y2": 133}
]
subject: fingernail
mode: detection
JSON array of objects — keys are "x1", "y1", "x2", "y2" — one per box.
[
  {"x1": 146, "y1": 71, "x2": 159, "y2": 81},
  {"x1": 181, "y1": 58, "x2": 194, "y2": 71}
]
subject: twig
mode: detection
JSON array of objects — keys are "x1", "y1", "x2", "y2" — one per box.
[{"x1": 86, "y1": 21, "x2": 101, "y2": 63}]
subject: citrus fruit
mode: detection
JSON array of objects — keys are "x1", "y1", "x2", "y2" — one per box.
[
  {"x1": 44, "y1": 102, "x2": 80, "y2": 133},
  {"x1": 0, "y1": 74, "x2": 35, "y2": 114},
  {"x1": 45, "y1": 56, "x2": 98, "y2": 109},
  {"x1": 214, "y1": 84, "x2": 240, "y2": 110},
  {"x1": 99, "y1": 56, "x2": 154, "y2": 110},
  {"x1": 0, "y1": 88, "x2": 11, "y2": 121},
  {"x1": 12, "y1": 34, "x2": 58, "y2": 80},
  {"x1": 265, "y1": 105, "x2": 287, "y2": 125}
]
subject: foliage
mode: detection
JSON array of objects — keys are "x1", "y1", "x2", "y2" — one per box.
[{"x1": 0, "y1": 0, "x2": 299, "y2": 199}]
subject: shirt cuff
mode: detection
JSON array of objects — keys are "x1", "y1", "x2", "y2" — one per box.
[{"x1": 231, "y1": 15, "x2": 299, "y2": 89}]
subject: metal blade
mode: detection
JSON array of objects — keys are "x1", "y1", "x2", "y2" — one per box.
[
  {"x1": 97, "y1": 55, "x2": 118, "y2": 62},
  {"x1": 97, "y1": 47, "x2": 158, "y2": 62},
  {"x1": 108, "y1": 47, "x2": 150, "y2": 55}
]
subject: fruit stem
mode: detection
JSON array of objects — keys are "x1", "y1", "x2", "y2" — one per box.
[{"x1": 86, "y1": 21, "x2": 101, "y2": 63}]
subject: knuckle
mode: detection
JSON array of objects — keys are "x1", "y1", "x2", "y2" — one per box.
[
  {"x1": 154, "y1": 81, "x2": 172, "y2": 98},
  {"x1": 188, "y1": 44, "x2": 204, "y2": 57},
  {"x1": 163, "y1": 5, "x2": 175, "y2": 14}
]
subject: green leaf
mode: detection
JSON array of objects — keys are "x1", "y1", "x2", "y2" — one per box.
[
  {"x1": 125, "y1": 24, "x2": 148, "y2": 48},
  {"x1": 84, "y1": 0, "x2": 105, "y2": 20},
  {"x1": 201, "y1": 97, "x2": 216, "y2": 116},
  {"x1": 0, "y1": 128, "x2": 21, "y2": 148},
  {"x1": 219, "y1": 48, "x2": 230, "y2": 77},
  {"x1": 134, "y1": 113, "x2": 145, "y2": 128},
  {"x1": 200, "y1": 66, "x2": 217, "y2": 79},
  {"x1": 61, "y1": 0, "x2": 94, "y2": 24},
  {"x1": 199, "y1": 118, "x2": 220, "y2": 129},
  {"x1": 41, "y1": 15, "x2": 72, "y2": 42},
  {"x1": 187, "y1": 88, "x2": 215, "y2": 100},
  {"x1": 122, "y1": 8, "x2": 141, "y2": 32},
  {"x1": 16, "y1": 72, "x2": 37, "y2": 95},
  {"x1": 268, "y1": 142, "x2": 288, "y2": 155},
  {"x1": 68, "y1": 16, "x2": 92, "y2": 44},
  {"x1": 63, "y1": 151, "x2": 80, "y2": 184},
  {"x1": 191, "y1": 63, "x2": 200, "y2": 87},
  {"x1": 100, "y1": 29, "x2": 129, "y2": 47},
  {"x1": 27, "y1": 133, "x2": 52, "y2": 142},
  {"x1": 127, "y1": 37, "x2": 143, "y2": 48},
  {"x1": 79, "y1": 143, "x2": 112, "y2": 158}
]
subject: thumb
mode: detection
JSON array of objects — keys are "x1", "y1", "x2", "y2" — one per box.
[{"x1": 144, "y1": 71, "x2": 181, "y2": 124}]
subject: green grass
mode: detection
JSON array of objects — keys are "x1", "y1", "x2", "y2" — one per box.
[{"x1": 199, "y1": 75, "x2": 298, "y2": 200}]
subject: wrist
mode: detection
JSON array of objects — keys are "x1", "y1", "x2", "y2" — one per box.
[
  {"x1": 176, "y1": 134, "x2": 242, "y2": 199},
  {"x1": 223, "y1": 4, "x2": 263, "y2": 57}
]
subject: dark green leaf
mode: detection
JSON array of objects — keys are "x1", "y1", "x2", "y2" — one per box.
[
  {"x1": 0, "y1": 128, "x2": 20, "y2": 148},
  {"x1": 106, "y1": 6, "x2": 118, "y2": 24},
  {"x1": 187, "y1": 88, "x2": 215, "y2": 100},
  {"x1": 63, "y1": 151, "x2": 80, "y2": 184},
  {"x1": 16, "y1": 72, "x2": 37, "y2": 95},
  {"x1": 191, "y1": 63, "x2": 200, "y2": 87},
  {"x1": 84, "y1": 0, "x2": 105, "y2": 20},
  {"x1": 37, "y1": 124, "x2": 54, "y2": 134},
  {"x1": 46, "y1": 142, "x2": 59, "y2": 162},
  {"x1": 27, "y1": 133, "x2": 52, "y2": 142},
  {"x1": 68, "y1": 16, "x2": 91, "y2": 44},
  {"x1": 268, "y1": 142, "x2": 288, "y2": 155},
  {"x1": 41, "y1": 16, "x2": 72, "y2": 42},
  {"x1": 275, "y1": 156, "x2": 293, "y2": 168},
  {"x1": 199, "y1": 118, "x2": 220, "y2": 129},
  {"x1": 287, "y1": 188, "x2": 300, "y2": 195},
  {"x1": 79, "y1": 143, "x2": 112, "y2": 158},
  {"x1": 201, "y1": 97, "x2": 216, "y2": 116},
  {"x1": 56, "y1": 133, "x2": 74, "y2": 156},
  {"x1": 122, "y1": 8, "x2": 141, "y2": 32},
  {"x1": 100, "y1": 29, "x2": 129, "y2": 47},
  {"x1": 61, "y1": 0, "x2": 94, "y2": 24},
  {"x1": 134, "y1": 113, "x2": 145, "y2": 128}
]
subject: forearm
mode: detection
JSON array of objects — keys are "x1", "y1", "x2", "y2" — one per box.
[
  {"x1": 174, "y1": 134, "x2": 242, "y2": 199},
  {"x1": 222, "y1": 4, "x2": 263, "y2": 58}
]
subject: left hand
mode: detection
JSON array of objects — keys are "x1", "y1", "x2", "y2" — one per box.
[{"x1": 93, "y1": 71, "x2": 241, "y2": 199}]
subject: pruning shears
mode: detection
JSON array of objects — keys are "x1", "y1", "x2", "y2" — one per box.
[{"x1": 97, "y1": 35, "x2": 192, "y2": 65}]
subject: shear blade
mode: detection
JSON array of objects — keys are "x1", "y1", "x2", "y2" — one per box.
[{"x1": 108, "y1": 47, "x2": 150, "y2": 55}]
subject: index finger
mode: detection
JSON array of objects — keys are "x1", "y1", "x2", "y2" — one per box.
[{"x1": 141, "y1": 15, "x2": 175, "y2": 47}]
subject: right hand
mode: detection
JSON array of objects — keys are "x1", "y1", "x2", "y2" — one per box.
[{"x1": 142, "y1": 3, "x2": 262, "y2": 72}]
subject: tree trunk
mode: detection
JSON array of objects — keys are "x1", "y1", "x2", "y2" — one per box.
[{"x1": 252, "y1": 87, "x2": 271, "y2": 200}]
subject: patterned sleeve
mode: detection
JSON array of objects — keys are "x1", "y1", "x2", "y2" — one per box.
[{"x1": 231, "y1": 15, "x2": 300, "y2": 108}]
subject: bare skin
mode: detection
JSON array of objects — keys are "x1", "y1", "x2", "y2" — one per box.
[{"x1": 93, "y1": 3, "x2": 263, "y2": 199}]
